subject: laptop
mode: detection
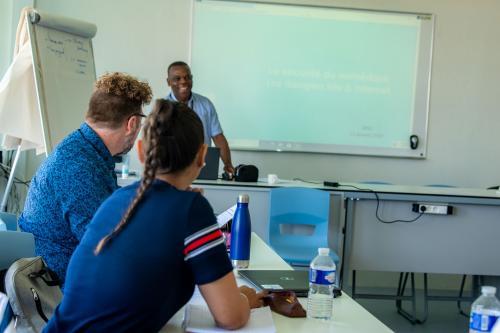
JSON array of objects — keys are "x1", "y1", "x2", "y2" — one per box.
[
  {"x1": 239, "y1": 270, "x2": 309, "y2": 297},
  {"x1": 197, "y1": 147, "x2": 220, "y2": 180}
]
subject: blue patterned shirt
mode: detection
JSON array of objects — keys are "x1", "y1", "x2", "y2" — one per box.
[{"x1": 19, "y1": 123, "x2": 118, "y2": 283}]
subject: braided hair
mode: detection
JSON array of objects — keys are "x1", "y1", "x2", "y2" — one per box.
[{"x1": 94, "y1": 99, "x2": 204, "y2": 254}]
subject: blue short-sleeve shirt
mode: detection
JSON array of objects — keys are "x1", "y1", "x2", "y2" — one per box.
[
  {"x1": 43, "y1": 179, "x2": 233, "y2": 333},
  {"x1": 166, "y1": 92, "x2": 223, "y2": 145},
  {"x1": 19, "y1": 123, "x2": 118, "y2": 283}
]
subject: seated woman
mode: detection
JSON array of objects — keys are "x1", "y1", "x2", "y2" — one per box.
[{"x1": 44, "y1": 99, "x2": 265, "y2": 332}]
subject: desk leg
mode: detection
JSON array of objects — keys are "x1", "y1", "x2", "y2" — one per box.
[
  {"x1": 341, "y1": 197, "x2": 356, "y2": 290},
  {"x1": 396, "y1": 273, "x2": 425, "y2": 324},
  {"x1": 346, "y1": 197, "x2": 424, "y2": 325}
]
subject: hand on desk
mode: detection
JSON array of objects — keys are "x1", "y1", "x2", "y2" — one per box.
[{"x1": 239, "y1": 285, "x2": 268, "y2": 309}]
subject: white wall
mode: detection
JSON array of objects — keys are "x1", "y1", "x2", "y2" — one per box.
[
  {"x1": 31, "y1": 0, "x2": 500, "y2": 188},
  {"x1": 0, "y1": 0, "x2": 33, "y2": 76},
  {"x1": 0, "y1": 0, "x2": 13, "y2": 77},
  {"x1": 30, "y1": 0, "x2": 193, "y2": 177},
  {"x1": 33, "y1": 0, "x2": 191, "y2": 104}
]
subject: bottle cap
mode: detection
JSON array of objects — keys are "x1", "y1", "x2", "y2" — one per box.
[
  {"x1": 482, "y1": 286, "x2": 497, "y2": 295},
  {"x1": 231, "y1": 259, "x2": 249, "y2": 269},
  {"x1": 318, "y1": 248, "x2": 330, "y2": 256},
  {"x1": 238, "y1": 194, "x2": 249, "y2": 204}
]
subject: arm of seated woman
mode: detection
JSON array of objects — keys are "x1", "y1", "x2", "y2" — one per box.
[{"x1": 199, "y1": 272, "x2": 266, "y2": 330}]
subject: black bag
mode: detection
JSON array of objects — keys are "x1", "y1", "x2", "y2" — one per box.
[
  {"x1": 234, "y1": 164, "x2": 259, "y2": 182},
  {"x1": 4, "y1": 257, "x2": 62, "y2": 333}
]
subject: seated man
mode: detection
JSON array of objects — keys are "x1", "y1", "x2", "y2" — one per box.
[
  {"x1": 19, "y1": 72, "x2": 152, "y2": 284},
  {"x1": 43, "y1": 100, "x2": 265, "y2": 332},
  {"x1": 166, "y1": 61, "x2": 235, "y2": 175}
]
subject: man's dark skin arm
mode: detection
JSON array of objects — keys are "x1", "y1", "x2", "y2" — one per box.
[{"x1": 213, "y1": 133, "x2": 234, "y2": 175}]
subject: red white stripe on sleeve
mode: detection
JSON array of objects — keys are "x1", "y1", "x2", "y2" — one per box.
[{"x1": 184, "y1": 224, "x2": 225, "y2": 261}]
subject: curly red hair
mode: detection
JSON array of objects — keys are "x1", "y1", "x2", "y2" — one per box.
[{"x1": 86, "y1": 72, "x2": 152, "y2": 128}]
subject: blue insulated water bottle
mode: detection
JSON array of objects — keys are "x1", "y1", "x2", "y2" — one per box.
[{"x1": 230, "y1": 194, "x2": 251, "y2": 268}]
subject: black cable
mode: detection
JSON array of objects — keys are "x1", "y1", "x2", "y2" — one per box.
[
  {"x1": 0, "y1": 157, "x2": 31, "y2": 213},
  {"x1": 457, "y1": 275, "x2": 469, "y2": 317},
  {"x1": 326, "y1": 182, "x2": 424, "y2": 224},
  {"x1": 0, "y1": 163, "x2": 31, "y2": 187}
]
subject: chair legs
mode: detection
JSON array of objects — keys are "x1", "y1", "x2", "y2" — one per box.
[
  {"x1": 396, "y1": 272, "x2": 427, "y2": 324},
  {"x1": 450, "y1": 274, "x2": 482, "y2": 317},
  {"x1": 457, "y1": 274, "x2": 469, "y2": 317},
  {"x1": 352, "y1": 271, "x2": 480, "y2": 324},
  {"x1": 351, "y1": 270, "x2": 423, "y2": 324},
  {"x1": 422, "y1": 273, "x2": 479, "y2": 319},
  {"x1": 397, "y1": 273, "x2": 480, "y2": 323}
]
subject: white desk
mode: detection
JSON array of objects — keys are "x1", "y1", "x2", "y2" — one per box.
[
  {"x1": 160, "y1": 233, "x2": 392, "y2": 333},
  {"x1": 185, "y1": 180, "x2": 500, "y2": 281},
  {"x1": 119, "y1": 178, "x2": 500, "y2": 282}
]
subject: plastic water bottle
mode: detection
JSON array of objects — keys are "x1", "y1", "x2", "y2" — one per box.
[
  {"x1": 470, "y1": 286, "x2": 500, "y2": 333},
  {"x1": 121, "y1": 154, "x2": 130, "y2": 179},
  {"x1": 307, "y1": 248, "x2": 336, "y2": 320},
  {"x1": 230, "y1": 194, "x2": 251, "y2": 269}
]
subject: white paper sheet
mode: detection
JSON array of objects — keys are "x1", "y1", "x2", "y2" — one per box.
[
  {"x1": 216, "y1": 204, "x2": 237, "y2": 228},
  {"x1": 0, "y1": 8, "x2": 45, "y2": 154},
  {"x1": 183, "y1": 303, "x2": 276, "y2": 333}
]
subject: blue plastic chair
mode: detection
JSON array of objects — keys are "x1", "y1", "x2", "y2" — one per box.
[
  {"x1": 0, "y1": 212, "x2": 18, "y2": 231},
  {"x1": 0, "y1": 231, "x2": 35, "y2": 270},
  {"x1": 268, "y1": 187, "x2": 339, "y2": 267}
]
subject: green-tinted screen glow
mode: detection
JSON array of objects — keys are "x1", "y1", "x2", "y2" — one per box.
[{"x1": 192, "y1": 1, "x2": 432, "y2": 157}]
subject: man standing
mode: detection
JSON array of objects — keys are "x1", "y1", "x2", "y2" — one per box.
[
  {"x1": 166, "y1": 61, "x2": 234, "y2": 175},
  {"x1": 19, "y1": 72, "x2": 152, "y2": 283}
]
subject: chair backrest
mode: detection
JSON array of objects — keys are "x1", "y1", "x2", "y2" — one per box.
[
  {"x1": 0, "y1": 291, "x2": 15, "y2": 332},
  {"x1": 268, "y1": 187, "x2": 330, "y2": 264},
  {"x1": 0, "y1": 212, "x2": 17, "y2": 231},
  {"x1": 0, "y1": 231, "x2": 35, "y2": 271}
]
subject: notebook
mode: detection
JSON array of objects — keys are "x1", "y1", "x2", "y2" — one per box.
[
  {"x1": 239, "y1": 270, "x2": 309, "y2": 297},
  {"x1": 197, "y1": 147, "x2": 220, "y2": 180},
  {"x1": 183, "y1": 303, "x2": 275, "y2": 333},
  {"x1": 183, "y1": 287, "x2": 276, "y2": 333}
]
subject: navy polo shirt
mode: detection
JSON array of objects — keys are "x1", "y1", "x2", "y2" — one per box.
[{"x1": 44, "y1": 180, "x2": 233, "y2": 332}]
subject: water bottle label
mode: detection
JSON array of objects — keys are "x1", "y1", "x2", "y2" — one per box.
[
  {"x1": 309, "y1": 269, "x2": 335, "y2": 285},
  {"x1": 470, "y1": 312, "x2": 499, "y2": 332}
]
